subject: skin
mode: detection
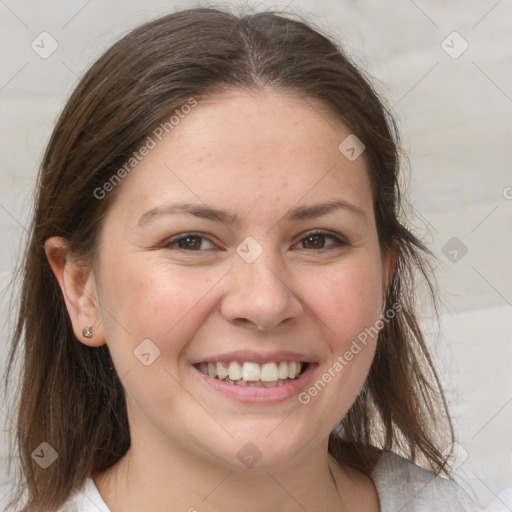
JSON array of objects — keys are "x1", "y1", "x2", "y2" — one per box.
[{"x1": 46, "y1": 87, "x2": 395, "y2": 512}]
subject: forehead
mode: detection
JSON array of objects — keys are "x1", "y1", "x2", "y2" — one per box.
[{"x1": 106, "y1": 87, "x2": 373, "y2": 223}]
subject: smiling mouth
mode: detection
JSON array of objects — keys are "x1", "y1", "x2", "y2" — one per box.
[{"x1": 195, "y1": 361, "x2": 308, "y2": 387}]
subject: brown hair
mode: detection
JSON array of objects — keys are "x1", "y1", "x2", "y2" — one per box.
[{"x1": 3, "y1": 6, "x2": 454, "y2": 511}]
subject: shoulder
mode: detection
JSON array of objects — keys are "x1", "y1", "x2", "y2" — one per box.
[
  {"x1": 0, "y1": 477, "x2": 110, "y2": 512},
  {"x1": 370, "y1": 450, "x2": 483, "y2": 512},
  {"x1": 55, "y1": 478, "x2": 111, "y2": 512}
]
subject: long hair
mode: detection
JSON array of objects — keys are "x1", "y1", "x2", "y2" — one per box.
[{"x1": 3, "y1": 6, "x2": 454, "y2": 511}]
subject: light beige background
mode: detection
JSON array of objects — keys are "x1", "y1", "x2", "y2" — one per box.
[{"x1": 1, "y1": 1, "x2": 511, "y2": 509}]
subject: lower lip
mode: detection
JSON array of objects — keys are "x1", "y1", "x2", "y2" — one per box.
[{"x1": 193, "y1": 364, "x2": 317, "y2": 403}]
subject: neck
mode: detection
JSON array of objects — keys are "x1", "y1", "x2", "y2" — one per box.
[
  {"x1": 93, "y1": 435, "x2": 356, "y2": 512},
  {"x1": 92, "y1": 396, "x2": 382, "y2": 512}
]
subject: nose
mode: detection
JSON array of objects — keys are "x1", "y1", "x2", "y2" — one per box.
[{"x1": 220, "y1": 247, "x2": 303, "y2": 331}]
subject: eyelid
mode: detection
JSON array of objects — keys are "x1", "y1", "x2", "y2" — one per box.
[
  {"x1": 160, "y1": 232, "x2": 218, "y2": 250},
  {"x1": 292, "y1": 229, "x2": 348, "y2": 249},
  {"x1": 161, "y1": 229, "x2": 348, "y2": 252}
]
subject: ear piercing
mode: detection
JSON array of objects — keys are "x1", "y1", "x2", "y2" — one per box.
[{"x1": 82, "y1": 326, "x2": 93, "y2": 339}]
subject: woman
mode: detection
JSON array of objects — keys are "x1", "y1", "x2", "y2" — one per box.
[{"x1": 2, "y1": 6, "x2": 482, "y2": 511}]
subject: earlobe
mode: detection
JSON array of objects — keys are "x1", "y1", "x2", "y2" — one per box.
[{"x1": 44, "y1": 236, "x2": 105, "y2": 347}]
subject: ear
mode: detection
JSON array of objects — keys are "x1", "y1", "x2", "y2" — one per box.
[
  {"x1": 385, "y1": 247, "x2": 398, "y2": 285},
  {"x1": 381, "y1": 245, "x2": 398, "y2": 311},
  {"x1": 44, "y1": 236, "x2": 105, "y2": 347}
]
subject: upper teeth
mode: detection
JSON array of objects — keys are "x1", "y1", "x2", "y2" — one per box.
[{"x1": 197, "y1": 361, "x2": 303, "y2": 382}]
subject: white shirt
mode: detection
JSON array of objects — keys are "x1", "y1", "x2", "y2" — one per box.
[{"x1": 2, "y1": 451, "x2": 484, "y2": 511}]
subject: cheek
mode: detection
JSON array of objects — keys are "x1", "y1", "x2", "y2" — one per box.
[
  {"x1": 295, "y1": 261, "x2": 384, "y2": 427},
  {"x1": 98, "y1": 256, "x2": 222, "y2": 354},
  {"x1": 313, "y1": 260, "x2": 385, "y2": 349}
]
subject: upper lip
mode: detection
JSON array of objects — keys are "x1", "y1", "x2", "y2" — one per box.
[{"x1": 191, "y1": 350, "x2": 317, "y2": 365}]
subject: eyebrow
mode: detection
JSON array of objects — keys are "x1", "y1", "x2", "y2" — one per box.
[{"x1": 137, "y1": 199, "x2": 366, "y2": 227}]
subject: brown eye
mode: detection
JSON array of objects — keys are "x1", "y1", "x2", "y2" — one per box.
[
  {"x1": 177, "y1": 236, "x2": 202, "y2": 250},
  {"x1": 161, "y1": 233, "x2": 215, "y2": 251},
  {"x1": 302, "y1": 233, "x2": 326, "y2": 249},
  {"x1": 297, "y1": 231, "x2": 346, "y2": 251}
]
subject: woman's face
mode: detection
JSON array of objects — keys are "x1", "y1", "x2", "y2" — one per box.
[{"x1": 92, "y1": 88, "x2": 393, "y2": 470}]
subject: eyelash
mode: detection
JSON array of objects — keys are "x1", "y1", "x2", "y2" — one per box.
[{"x1": 160, "y1": 230, "x2": 348, "y2": 252}]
